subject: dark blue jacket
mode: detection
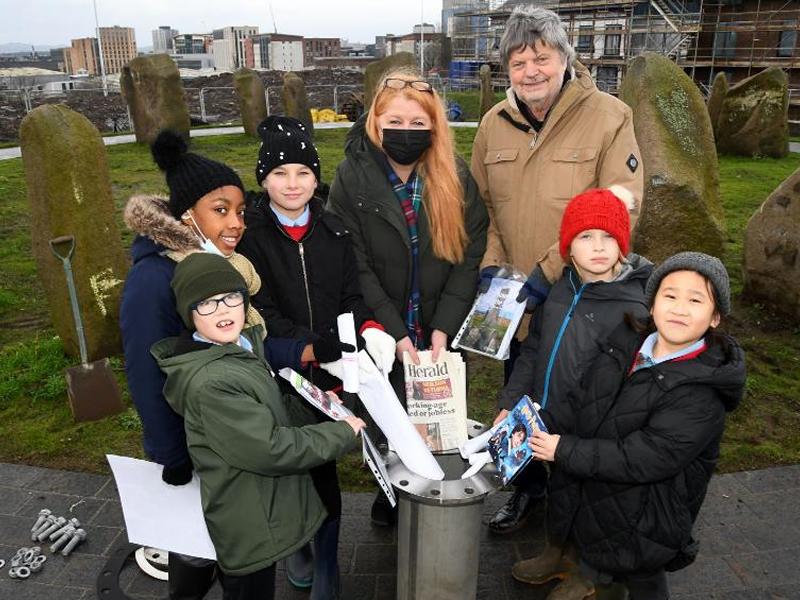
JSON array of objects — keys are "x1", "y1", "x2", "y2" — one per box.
[{"x1": 120, "y1": 235, "x2": 305, "y2": 468}]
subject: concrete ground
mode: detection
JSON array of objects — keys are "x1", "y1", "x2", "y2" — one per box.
[{"x1": 1, "y1": 461, "x2": 799, "y2": 599}]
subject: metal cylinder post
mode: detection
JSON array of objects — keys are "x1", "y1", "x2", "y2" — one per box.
[{"x1": 386, "y1": 420, "x2": 498, "y2": 600}]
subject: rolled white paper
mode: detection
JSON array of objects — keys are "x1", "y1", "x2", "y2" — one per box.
[{"x1": 337, "y1": 312, "x2": 359, "y2": 393}]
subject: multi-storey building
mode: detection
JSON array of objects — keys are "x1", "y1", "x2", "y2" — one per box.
[
  {"x1": 66, "y1": 37, "x2": 100, "y2": 75},
  {"x1": 304, "y1": 37, "x2": 341, "y2": 66},
  {"x1": 248, "y1": 33, "x2": 304, "y2": 71},
  {"x1": 447, "y1": 0, "x2": 799, "y2": 115},
  {"x1": 152, "y1": 26, "x2": 178, "y2": 54},
  {"x1": 98, "y1": 26, "x2": 137, "y2": 74},
  {"x1": 173, "y1": 34, "x2": 212, "y2": 55},
  {"x1": 212, "y1": 26, "x2": 259, "y2": 70}
]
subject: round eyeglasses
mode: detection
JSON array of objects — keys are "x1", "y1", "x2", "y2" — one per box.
[
  {"x1": 193, "y1": 291, "x2": 245, "y2": 316},
  {"x1": 383, "y1": 78, "x2": 433, "y2": 93}
]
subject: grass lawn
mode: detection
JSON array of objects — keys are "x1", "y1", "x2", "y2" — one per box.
[{"x1": 1, "y1": 128, "x2": 799, "y2": 489}]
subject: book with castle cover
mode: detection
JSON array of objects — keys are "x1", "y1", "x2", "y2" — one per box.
[
  {"x1": 487, "y1": 395, "x2": 548, "y2": 485},
  {"x1": 403, "y1": 350, "x2": 467, "y2": 452},
  {"x1": 452, "y1": 277, "x2": 527, "y2": 361}
]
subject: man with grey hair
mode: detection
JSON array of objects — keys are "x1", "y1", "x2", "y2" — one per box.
[{"x1": 471, "y1": 5, "x2": 643, "y2": 597}]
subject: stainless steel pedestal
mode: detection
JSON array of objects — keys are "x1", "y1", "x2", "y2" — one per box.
[{"x1": 386, "y1": 420, "x2": 500, "y2": 600}]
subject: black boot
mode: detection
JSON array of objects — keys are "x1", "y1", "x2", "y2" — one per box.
[
  {"x1": 310, "y1": 517, "x2": 341, "y2": 600},
  {"x1": 168, "y1": 553, "x2": 217, "y2": 600},
  {"x1": 487, "y1": 489, "x2": 542, "y2": 534}
]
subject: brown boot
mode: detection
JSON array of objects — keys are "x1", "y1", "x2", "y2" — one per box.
[
  {"x1": 546, "y1": 572, "x2": 596, "y2": 600},
  {"x1": 512, "y1": 544, "x2": 573, "y2": 585}
]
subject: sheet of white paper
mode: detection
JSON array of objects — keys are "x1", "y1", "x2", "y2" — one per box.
[
  {"x1": 107, "y1": 454, "x2": 216, "y2": 560},
  {"x1": 356, "y1": 351, "x2": 444, "y2": 480},
  {"x1": 337, "y1": 312, "x2": 359, "y2": 393}
]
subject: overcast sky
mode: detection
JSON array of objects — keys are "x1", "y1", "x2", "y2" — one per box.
[{"x1": 1, "y1": 0, "x2": 444, "y2": 48}]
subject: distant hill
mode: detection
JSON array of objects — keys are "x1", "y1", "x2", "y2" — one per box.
[{"x1": 0, "y1": 43, "x2": 59, "y2": 54}]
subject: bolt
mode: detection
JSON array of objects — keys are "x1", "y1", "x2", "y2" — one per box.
[
  {"x1": 31, "y1": 509, "x2": 52, "y2": 532},
  {"x1": 50, "y1": 518, "x2": 80, "y2": 541},
  {"x1": 49, "y1": 526, "x2": 75, "y2": 553},
  {"x1": 38, "y1": 516, "x2": 66, "y2": 541},
  {"x1": 61, "y1": 528, "x2": 86, "y2": 556},
  {"x1": 32, "y1": 515, "x2": 56, "y2": 540}
]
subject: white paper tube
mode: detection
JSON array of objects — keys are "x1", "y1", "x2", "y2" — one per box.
[{"x1": 337, "y1": 312, "x2": 359, "y2": 393}]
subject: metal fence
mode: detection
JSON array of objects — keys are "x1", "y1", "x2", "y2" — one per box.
[{"x1": 0, "y1": 79, "x2": 499, "y2": 142}]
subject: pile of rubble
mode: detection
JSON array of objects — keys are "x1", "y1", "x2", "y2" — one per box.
[{"x1": 0, "y1": 68, "x2": 364, "y2": 143}]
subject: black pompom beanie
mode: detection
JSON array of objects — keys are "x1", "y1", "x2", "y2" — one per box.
[
  {"x1": 151, "y1": 130, "x2": 245, "y2": 219},
  {"x1": 255, "y1": 116, "x2": 320, "y2": 186}
]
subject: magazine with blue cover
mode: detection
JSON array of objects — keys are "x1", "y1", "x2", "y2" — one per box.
[{"x1": 487, "y1": 395, "x2": 548, "y2": 485}]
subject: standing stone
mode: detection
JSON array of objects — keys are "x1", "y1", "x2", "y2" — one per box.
[
  {"x1": 364, "y1": 52, "x2": 416, "y2": 108},
  {"x1": 479, "y1": 64, "x2": 494, "y2": 122},
  {"x1": 743, "y1": 167, "x2": 800, "y2": 322},
  {"x1": 120, "y1": 54, "x2": 191, "y2": 145},
  {"x1": 715, "y1": 67, "x2": 789, "y2": 158},
  {"x1": 20, "y1": 105, "x2": 129, "y2": 360},
  {"x1": 233, "y1": 68, "x2": 268, "y2": 137},
  {"x1": 281, "y1": 72, "x2": 314, "y2": 136},
  {"x1": 707, "y1": 71, "x2": 728, "y2": 139},
  {"x1": 620, "y1": 53, "x2": 726, "y2": 264}
]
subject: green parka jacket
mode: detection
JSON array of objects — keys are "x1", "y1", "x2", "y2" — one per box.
[
  {"x1": 151, "y1": 326, "x2": 358, "y2": 576},
  {"x1": 327, "y1": 116, "x2": 489, "y2": 345}
]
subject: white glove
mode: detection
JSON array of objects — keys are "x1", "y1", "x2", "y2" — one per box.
[
  {"x1": 320, "y1": 351, "x2": 382, "y2": 381},
  {"x1": 361, "y1": 328, "x2": 396, "y2": 375},
  {"x1": 319, "y1": 359, "x2": 344, "y2": 380}
]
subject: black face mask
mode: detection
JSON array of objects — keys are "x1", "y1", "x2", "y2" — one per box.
[{"x1": 381, "y1": 129, "x2": 432, "y2": 165}]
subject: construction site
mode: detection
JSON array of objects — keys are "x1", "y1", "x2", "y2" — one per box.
[{"x1": 446, "y1": 0, "x2": 800, "y2": 118}]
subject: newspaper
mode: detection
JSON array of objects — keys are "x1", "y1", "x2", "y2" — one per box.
[
  {"x1": 487, "y1": 395, "x2": 548, "y2": 485},
  {"x1": 278, "y1": 367, "x2": 397, "y2": 505},
  {"x1": 404, "y1": 350, "x2": 467, "y2": 452},
  {"x1": 452, "y1": 277, "x2": 527, "y2": 361}
]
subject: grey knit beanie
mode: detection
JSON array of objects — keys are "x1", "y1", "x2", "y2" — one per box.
[{"x1": 645, "y1": 251, "x2": 731, "y2": 315}]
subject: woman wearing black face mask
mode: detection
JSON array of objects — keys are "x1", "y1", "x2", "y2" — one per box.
[{"x1": 327, "y1": 70, "x2": 488, "y2": 525}]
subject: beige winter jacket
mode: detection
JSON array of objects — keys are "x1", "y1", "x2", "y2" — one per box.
[{"x1": 471, "y1": 64, "x2": 644, "y2": 284}]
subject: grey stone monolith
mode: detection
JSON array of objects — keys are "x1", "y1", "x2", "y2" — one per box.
[
  {"x1": 707, "y1": 71, "x2": 728, "y2": 139},
  {"x1": 716, "y1": 67, "x2": 789, "y2": 158},
  {"x1": 743, "y1": 167, "x2": 800, "y2": 322},
  {"x1": 620, "y1": 53, "x2": 725, "y2": 264},
  {"x1": 120, "y1": 54, "x2": 191, "y2": 144},
  {"x1": 364, "y1": 52, "x2": 416, "y2": 108},
  {"x1": 20, "y1": 105, "x2": 128, "y2": 360},
  {"x1": 234, "y1": 68, "x2": 268, "y2": 137},
  {"x1": 479, "y1": 64, "x2": 494, "y2": 121},
  {"x1": 281, "y1": 72, "x2": 314, "y2": 136}
]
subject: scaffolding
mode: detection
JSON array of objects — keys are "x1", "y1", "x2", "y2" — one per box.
[{"x1": 447, "y1": 0, "x2": 800, "y2": 106}]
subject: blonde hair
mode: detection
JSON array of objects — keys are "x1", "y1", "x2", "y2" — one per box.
[{"x1": 366, "y1": 70, "x2": 467, "y2": 264}]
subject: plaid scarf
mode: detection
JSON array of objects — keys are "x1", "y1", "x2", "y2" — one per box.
[{"x1": 383, "y1": 159, "x2": 425, "y2": 349}]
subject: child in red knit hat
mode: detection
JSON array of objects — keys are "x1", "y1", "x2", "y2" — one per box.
[{"x1": 492, "y1": 186, "x2": 654, "y2": 597}]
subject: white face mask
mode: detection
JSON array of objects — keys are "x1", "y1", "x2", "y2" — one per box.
[{"x1": 184, "y1": 210, "x2": 229, "y2": 258}]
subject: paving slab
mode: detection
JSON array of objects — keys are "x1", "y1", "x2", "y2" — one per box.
[{"x1": 0, "y1": 461, "x2": 797, "y2": 599}]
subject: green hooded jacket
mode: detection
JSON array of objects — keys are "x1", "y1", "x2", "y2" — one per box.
[{"x1": 151, "y1": 326, "x2": 357, "y2": 575}]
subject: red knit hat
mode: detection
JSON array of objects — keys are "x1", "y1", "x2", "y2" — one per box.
[{"x1": 559, "y1": 187, "x2": 633, "y2": 259}]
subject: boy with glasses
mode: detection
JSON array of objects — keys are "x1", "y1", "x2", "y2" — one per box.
[{"x1": 151, "y1": 252, "x2": 365, "y2": 600}]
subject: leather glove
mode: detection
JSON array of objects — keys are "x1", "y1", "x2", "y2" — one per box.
[
  {"x1": 362, "y1": 328, "x2": 396, "y2": 375},
  {"x1": 312, "y1": 334, "x2": 356, "y2": 363},
  {"x1": 161, "y1": 460, "x2": 193, "y2": 486},
  {"x1": 515, "y1": 266, "x2": 552, "y2": 313},
  {"x1": 477, "y1": 265, "x2": 500, "y2": 295}
]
